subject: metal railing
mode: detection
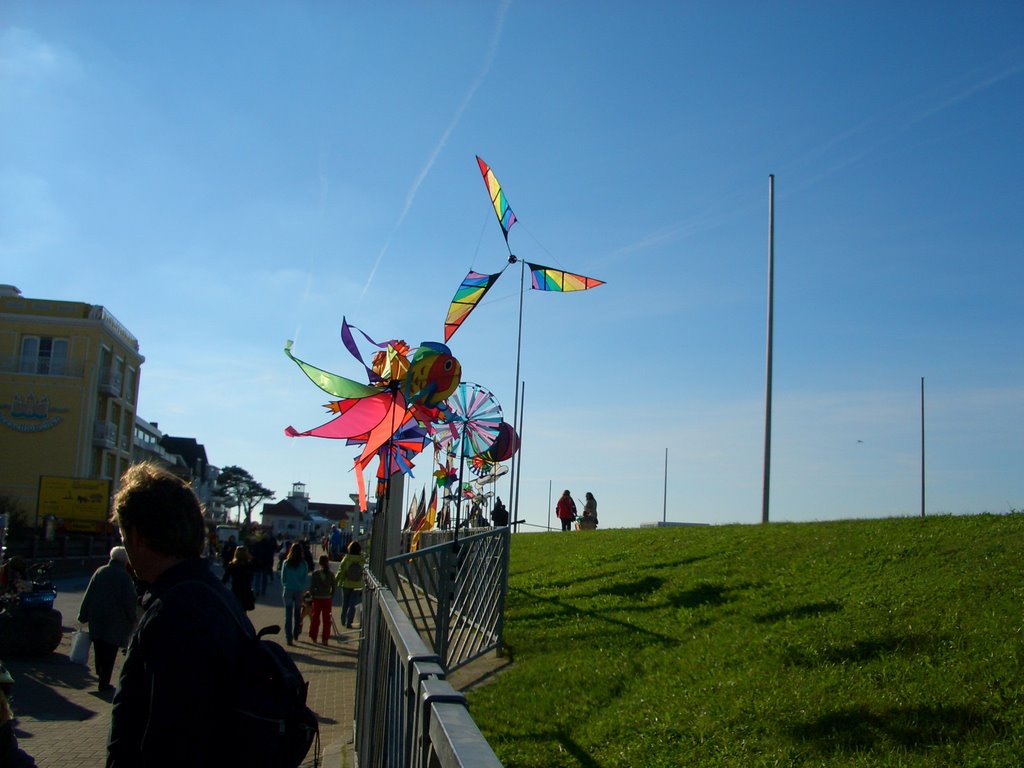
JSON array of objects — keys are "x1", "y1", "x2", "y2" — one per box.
[
  {"x1": 385, "y1": 526, "x2": 510, "y2": 671},
  {"x1": 355, "y1": 569, "x2": 503, "y2": 768}
]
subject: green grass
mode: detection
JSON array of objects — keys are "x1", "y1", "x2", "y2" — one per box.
[{"x1": 467, "y1": 514, "x2": 1024, "y2": 767}]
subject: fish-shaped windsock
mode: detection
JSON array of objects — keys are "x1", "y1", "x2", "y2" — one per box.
[{"x1": 404, "y1": 342, "x2": 461, "y2": 407}]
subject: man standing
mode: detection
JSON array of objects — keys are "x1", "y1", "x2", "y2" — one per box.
[
  {"x1": 107, "y1": 462, "x2": 250, "y2": 767},
  {"x1": 77, "y1": 546, "x2": 137, "y2": 694}
]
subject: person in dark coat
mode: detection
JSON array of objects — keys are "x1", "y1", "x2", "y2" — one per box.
[
  {"x1": 220, "y1": 535, "x2": 237, "y2": 570},
  {"x1": 107, "y1": 461, "x2": 252, "y2": 767},
  {"x1": 221, "y1": 544, "x2": 255, "y2": 611},
  {"x1": 77, "y1": 546, "x2": 138, "y2": 693},
  {"x1": 491, "y1": 497, "x2": 509, "y2": 527},
  {"x1": 250, "y1": 533, "x2": 276, "y2": 596}
]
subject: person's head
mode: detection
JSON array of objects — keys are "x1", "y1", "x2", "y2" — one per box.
[
  {"x1": 562, "y1": 489, "x2": 571, "y2": 497},
  {"x1": 496, "y1": 497, "x2": 502, "y2": 505},
  {"x1": 231, "y1": 545, "x2": 251, "y2": 565},
  {"x1": 347, "y1": 540, "x2": 362, "y2": 556},
  {"x1": 110, "y1": 546, "x2": 129, "y2": 564},
  {"x1": 286, "y1": 542, "x2": 304, "y2": 564},
  {"x1": 585, "y1": 492, "x2": 594, "y2": 501},
  {"x1": 318, "y1": 554, "x2": 330, "y2": 570},
  {"x1": 113, "y1": 462, "x2": 205, "y2": 561}
]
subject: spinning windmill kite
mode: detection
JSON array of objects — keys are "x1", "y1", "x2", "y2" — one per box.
[
  {"x1": 443, "y1": 157, "x2": 605, "y2": 342},
  {"x1": 442, "y1": 156, "x2": 605, "y2": 520}
]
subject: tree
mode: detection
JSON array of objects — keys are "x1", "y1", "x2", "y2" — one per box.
[{"x1": 215, "y1": 466, "x2": 274, "y2": 527}]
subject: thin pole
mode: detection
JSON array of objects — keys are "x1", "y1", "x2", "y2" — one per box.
[
  {"x1": 506, "y1": 256, "x2": 526, "y2": 524},
  {"x1": 920, "y1": 376, "x2": 926, "y2": 518},
  {"x1": 547, "y1": 480, "x2": 552, "y2": 532},
  {"x1": 761, "y1": 174, "x2": 775, "y2": 525},
  {"x1": 663, "y1": 448, "x2": 668, "y2": 524},
  {"x1": 514, "y1": 380, "x2": 525, "y2": 532}
]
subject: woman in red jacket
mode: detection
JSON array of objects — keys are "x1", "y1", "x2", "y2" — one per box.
[{"x1": 555, "y1": 490, "x2": 577, "y2": 532}]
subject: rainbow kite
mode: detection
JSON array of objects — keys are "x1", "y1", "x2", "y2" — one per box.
[
  {"x1": 443, "y1": 155, "x2": 604, "y2": 341},
  {"x1": 444, "y1": 270, "x2": 503, "y2": 342},
  {"x1": 529, "y1": 264, "x2": 606, "y2": 292},
  {"x1": 477, "y1": 155, "x2": 517, "y2": 242}
]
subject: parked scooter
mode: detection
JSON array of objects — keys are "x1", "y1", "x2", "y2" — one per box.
[{"x1": 0, "y1": 559, "x2": 61, "y2": 658}]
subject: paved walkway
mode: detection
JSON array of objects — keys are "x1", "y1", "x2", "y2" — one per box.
[{"x1": 5, "y1": 567, "x2": 357, "y2": 768}]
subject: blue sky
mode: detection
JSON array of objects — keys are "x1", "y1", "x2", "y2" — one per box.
[{"x1": 3, "y1": 1, "x2": 1021, "y2": 530}]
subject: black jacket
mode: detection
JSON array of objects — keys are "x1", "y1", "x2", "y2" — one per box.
[{"x1": 107, "y1": 558, "x2": 251, "y2": 767}]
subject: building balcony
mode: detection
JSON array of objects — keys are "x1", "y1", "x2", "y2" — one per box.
[
  {"x1": 92, "y1": 420, "x2": 118, "y2": 449},
  {"x1": 98, "y1": 370, "x2": 123, "y2": 397}
]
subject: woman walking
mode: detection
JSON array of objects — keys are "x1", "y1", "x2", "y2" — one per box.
[
  {"x1": 308, "y1": 555, "x2": 336, "y2": 645},
  {"x1": 221, "y1": 544, "x2": 255, "y2": 612},
  {"x1": 555, "y1": 490, "x2": 577, "y2": 532},
  {"x1": 336, "y1": 541, "x2": 364, "y2": 629},
  {"x1": 280, "y1": 542, "x2": 309, "y2": 645},
  {"x1": 77, "y1": 546, "x2": 138, "y2": 693}
]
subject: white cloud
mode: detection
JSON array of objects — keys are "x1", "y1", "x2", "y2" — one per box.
[{"x1": 0, "y1": 27, "x2": 79, "y2": 82}]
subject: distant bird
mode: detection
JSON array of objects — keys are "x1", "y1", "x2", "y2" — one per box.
[{"x1": 856, "y1": 440, "x2": 864, "y2": 444}]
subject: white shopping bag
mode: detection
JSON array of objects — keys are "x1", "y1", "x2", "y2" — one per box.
[{"x1": 70, "y1": 627, "x2": 90, "y2": 666}]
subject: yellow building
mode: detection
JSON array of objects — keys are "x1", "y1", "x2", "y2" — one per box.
[{"x1": 0, "y1": 285, "x2": 144, "y2": 528}]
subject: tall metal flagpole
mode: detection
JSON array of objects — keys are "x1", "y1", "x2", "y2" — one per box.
[
  {"x1": 761, "y1": 174, "x2": 775, "y2": 525},
  {"x1": 663, "y1": 448, "x2": 668, "y2": 524},
  {"x1": 920, "y1": 376, "x2": 926, "y2": 518}
]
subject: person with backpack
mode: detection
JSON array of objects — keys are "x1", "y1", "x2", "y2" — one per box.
[
  {"x1": 307, "y1": 555, "x2": 335, "y2": 645},
  {"x1": 336, "y1": 541, "x2": 364, "y2": 629},
  {"x1": 280, "y1": 542, "x2": 310, "y2": 645},
  {"x1": 106, "y1": 462, "x2": 256, "y2": 765}
]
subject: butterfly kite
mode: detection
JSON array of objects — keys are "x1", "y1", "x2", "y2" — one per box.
[
  {"x1": 283, "y1": 319, "x2": 462, "y2": 511},
  {"x1": 443, "y1": 156, "x2": 605, "y2": 342}
]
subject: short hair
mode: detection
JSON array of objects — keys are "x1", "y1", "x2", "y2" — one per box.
[
  {"x1": 110, "y1": 546, "x2": 129, "y2": 563},
  {"x1": 113, "y1": 462, "x2": 205, "y2": 559},
  {"x1": 347, "y1": 540, "x2": 361, "y2": 556},
  {"x1": 318, "y1": 554, "x2": 330, "y2": 568}
]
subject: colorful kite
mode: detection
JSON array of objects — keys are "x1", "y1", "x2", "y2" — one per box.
[
  {"x1": 477, "y1": 155, "x2": 517, "y2": 242},
  {"x1": 444, "y1": 270, "x2": 504, "y2": 342},
  {"x1": 443, "y1": 156, "x2": 604, "y2": 342},
  {"x1": 283, "y1": 322, "x2": 462, "y2": 511},
  {"x1": 530, "y1": 264, "x2": 606, "y2": 292}
]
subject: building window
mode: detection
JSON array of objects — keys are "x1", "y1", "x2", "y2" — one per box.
[{"x1": 19, "y1": 336, "x2": 68, "y2": 375}]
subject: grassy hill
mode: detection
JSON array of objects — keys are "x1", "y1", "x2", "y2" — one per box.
[{"x1": 467, "y1": 514, "x2": 1024, "y2": 767}]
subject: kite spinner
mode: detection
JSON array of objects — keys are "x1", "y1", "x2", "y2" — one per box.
[{"x1": 284, "y1": 318, "x2": 518, "y2": 511}]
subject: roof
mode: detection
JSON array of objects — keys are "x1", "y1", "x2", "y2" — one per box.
[
  {"x1": 159, "y1": 436, "x2": 209, "y2": 473},
  {"x1": 260, "y1": 498, "x2": 354, "y2": 522}
]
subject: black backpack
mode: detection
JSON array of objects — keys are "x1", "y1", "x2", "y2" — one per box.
[
  {"x1": 345, "y1": 558, "x2": 362, "y2": 582},
  {"x1": 201, "y1": 583, "x2": 320, "y2": 767}
]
